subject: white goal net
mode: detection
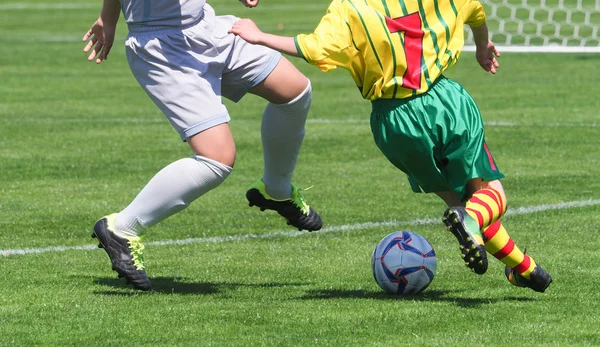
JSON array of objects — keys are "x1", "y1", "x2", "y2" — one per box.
[{"x1": 464, "y1": 0, "x2": 600, "y2": 52}]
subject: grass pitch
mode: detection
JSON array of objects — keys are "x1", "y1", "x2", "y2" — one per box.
[{"x1": 1, "y1": 0, "x2": 600, "y2": 346}]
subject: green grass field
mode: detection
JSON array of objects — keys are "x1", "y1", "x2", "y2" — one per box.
[{"x1": 1, "y1": 0, "x2": 600, "y2": 346}]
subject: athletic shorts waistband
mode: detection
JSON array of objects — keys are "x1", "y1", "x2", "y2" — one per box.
[{"x1": 371, "y1": 76, "x2": 447, "y2": 111}]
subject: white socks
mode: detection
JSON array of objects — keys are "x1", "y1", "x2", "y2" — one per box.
[
  {"x1": 114, "y1": 155, "x2": 231, "y2": 236},
  {"x1": 110, "y1": 80, "x2": 312, "y2": 236},
  {"x1": 261, "y1": 80, "x2": 312, "y2": 200}
]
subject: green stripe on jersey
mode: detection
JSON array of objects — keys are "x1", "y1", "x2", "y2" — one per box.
[
  {"x1": 433, "y1": 0, "x2": 454, "y2": 64},
  {"x1": 348, "y1": 0, "x2": 383, "y2": 71},
  {"x1": 449, "y1": 0, "x2": 458, "y2": 16},
  {"x1": 419, "y1": 1, "x2": 442, "y2": 86},
  {"x1": 395, "y1": 0, "x2": 415, "y2": 95},
  {"x1": 381, "y1": 0, "x2": 391, "y2": 17},
  {"x1": 417, "y1": 1, "x2": 443, "y2": 72},
  {"x1": 373, "y1": 10, "x2": 400, "y2": 97},
  {"x1": 346, "y1": 22, "x2": 361, "y2": 51},
  {"x1": 397, "y1": 0, "x2": 408, "y2": 15}
]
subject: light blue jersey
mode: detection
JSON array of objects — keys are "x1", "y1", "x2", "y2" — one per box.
[{"x1": 120, "y1": 0, "x2": 206, "y2": 28}]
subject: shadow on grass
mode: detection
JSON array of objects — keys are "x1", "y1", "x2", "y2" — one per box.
[
  {"x1": 574, "y1": 54, "x2": 600, "y2": 61},
  {"x1": 94, "y1": 276, "x2": 309, "y2": 295},
  {"x1": 299, "y1": 289, "x2": 537, "y2": 308}
]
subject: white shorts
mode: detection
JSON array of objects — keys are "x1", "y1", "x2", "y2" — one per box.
[{"x1": 125, "y1": 4, "x2": 281, "y2": 140}]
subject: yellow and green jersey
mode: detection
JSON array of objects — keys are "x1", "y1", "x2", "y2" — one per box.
[{"x1": 294, "y1": 0, "x2": 486, "y2": 100}]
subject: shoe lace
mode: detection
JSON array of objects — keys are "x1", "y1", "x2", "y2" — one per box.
[
  {"x1": 127, "y1": 238, "x2": 146, "y2": 270},
  {"x1": 292, "y1": 186, "x2": 313, "y2": 215}
]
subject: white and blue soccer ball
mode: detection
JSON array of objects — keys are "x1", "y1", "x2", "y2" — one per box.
[{"x1": 372, "y1": 231, "x2": 437, "y2": 295}]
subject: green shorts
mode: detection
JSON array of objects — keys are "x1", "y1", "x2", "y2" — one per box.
[{"x1": 370, "y1": 76, "x2": 504, "y2": 201}]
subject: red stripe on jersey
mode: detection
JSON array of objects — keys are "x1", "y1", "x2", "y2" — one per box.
[
  {"x1": 483, "y1": 142, "x2": 497, "y2": 171},
  {"x1": 494, "y1": 239, "x2": 515, "y2": 259},
  {"x1": 515, "y1": 255, "x2": 532, "y2": 274}
]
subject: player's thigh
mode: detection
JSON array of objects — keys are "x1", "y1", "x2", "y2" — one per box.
[
  {"x1": 249, "y1": 57, "x2": 309, "y2": 104},
  {"x1": 444, "y1": 136, "x2": 505, "y2": 201},
  {"x1": 187, "y1": 123, "x2": 236, "y2": 167},
  {"x1": 432, "y1": 78, "x2": 504, "y2": 199},
  {"x1": 125, "y1": 31, "x2": 233, "y2": 154},
  {"x1": 220, "y1": 33, "x2": 308, "y2": 104},
  {"x1": 370, "y1": 101, "x2": 449, "y2": 194},
  {"x1": 465, "y1": 179, "x2": 507, "y2": 202}
]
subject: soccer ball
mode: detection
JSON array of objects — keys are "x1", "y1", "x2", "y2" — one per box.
[{"x1": 372, "y1": 231, "x2": 437, "y2": 295}]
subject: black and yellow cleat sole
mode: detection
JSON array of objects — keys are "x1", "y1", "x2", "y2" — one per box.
[{"x1": 443, "y1": 209, "x2": 488, "y2": 275}]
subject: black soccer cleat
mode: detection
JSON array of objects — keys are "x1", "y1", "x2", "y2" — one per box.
[
  {"x1": 443, "y1": 207, "x2": 488, "y2": 275},
  {"x1": 505, "y1": 264, "x2": 552, "y2": 293},
  {"x1": 92, "y1": 214, "x2": 151, "y2": 291},
  {"x1": 246, "y1": 179, "x2": 322, "y2": 232}
]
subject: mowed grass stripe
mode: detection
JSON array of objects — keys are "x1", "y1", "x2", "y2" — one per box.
[
  {"x1": 2, "y1": 198, "x2": 598, "y2": 256},
  {"x1": 2, "y1": 117, "x2": 598, "y2": 128}
]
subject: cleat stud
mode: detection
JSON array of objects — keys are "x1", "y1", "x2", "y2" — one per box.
[
  {"x1": 260, "y1": 208, "x2": 266, "y2": 212},
  {"x1": 248, "y1": 203, "x2": 253, "y2": 207},
  {"x1": 97, "y1": 244, "x2": 103, "y2": 248}
]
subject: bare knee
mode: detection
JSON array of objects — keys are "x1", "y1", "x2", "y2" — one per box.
[
  {"x1": 466, "y1": 179, "x2": 507, "y2": 202},
  {"x1": 485, "y1": 180, "x2": 507, "y2": 202},
  {"x1": 186, "y1": 123, "x2": 236, "y2": 167},
  {"x1": 249, "y1": 56, "x2": 309, "y2": 104}
]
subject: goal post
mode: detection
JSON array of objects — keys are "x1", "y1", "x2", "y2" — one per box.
[{"x1": 463, "y1": 0, "x2": 600, "y2": 53}]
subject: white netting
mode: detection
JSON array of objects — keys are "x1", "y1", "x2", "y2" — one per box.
[{"x1": 464, "y1": 0, "x2": 600, "y2": 52}]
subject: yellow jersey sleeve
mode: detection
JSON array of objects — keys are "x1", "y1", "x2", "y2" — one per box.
[
  {"x1": 294, "y1": 0, "x2": 354, "y2": 71},
  {"x1": 462, "y1": 0, "x2": 486, "y2": 27}
]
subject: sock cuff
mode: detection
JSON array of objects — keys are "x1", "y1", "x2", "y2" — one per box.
[
  {"x1": 194, "y1": 155, "x2": 233, "y2": 177},
  {"x1": 274, "y1": 79, "x2": 312, "y2": 111}
]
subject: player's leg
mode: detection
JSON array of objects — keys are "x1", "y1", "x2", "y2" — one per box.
[
  {"x1": 94, "y1": 127, "x2": 234, "y2": 290},
  {"x1": 439, "y1": 178, "x2": 506, "y2": 275},
  {"x1": 249, "y1": 56, "x2": 310, "y2": 199},
  {"x1": 437, "y1": 190, "x2": 488, "y2": 275},
  {"x1": 221, "y1": 25, "x2": 321, "y2": 231},
  {"x1": 92, "y1": 21, "x2": 235, "y2": 290},
  {"x1": 115, "y1": 126, "x2": 234, "y2": 234},
  {"x1": 247, "y1": 57, "x2": 321, "y2": 231},
  {"x1": 370, "y1": 89, "x2": 489, "y2": 275},
  {"x1": 466, "y1": 179, "x2": 552, "y2": 292}
]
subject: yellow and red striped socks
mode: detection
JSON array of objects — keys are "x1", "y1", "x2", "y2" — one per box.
[
  {"x1": 465, "y1": 188, "x2": 507, "y2": 229},
  {"x1": 482, "y1": 221, "x2": 536, "y2": 279},
  {"x1": 465, "y1": 188, "x2": 536, "y2": 279}
]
